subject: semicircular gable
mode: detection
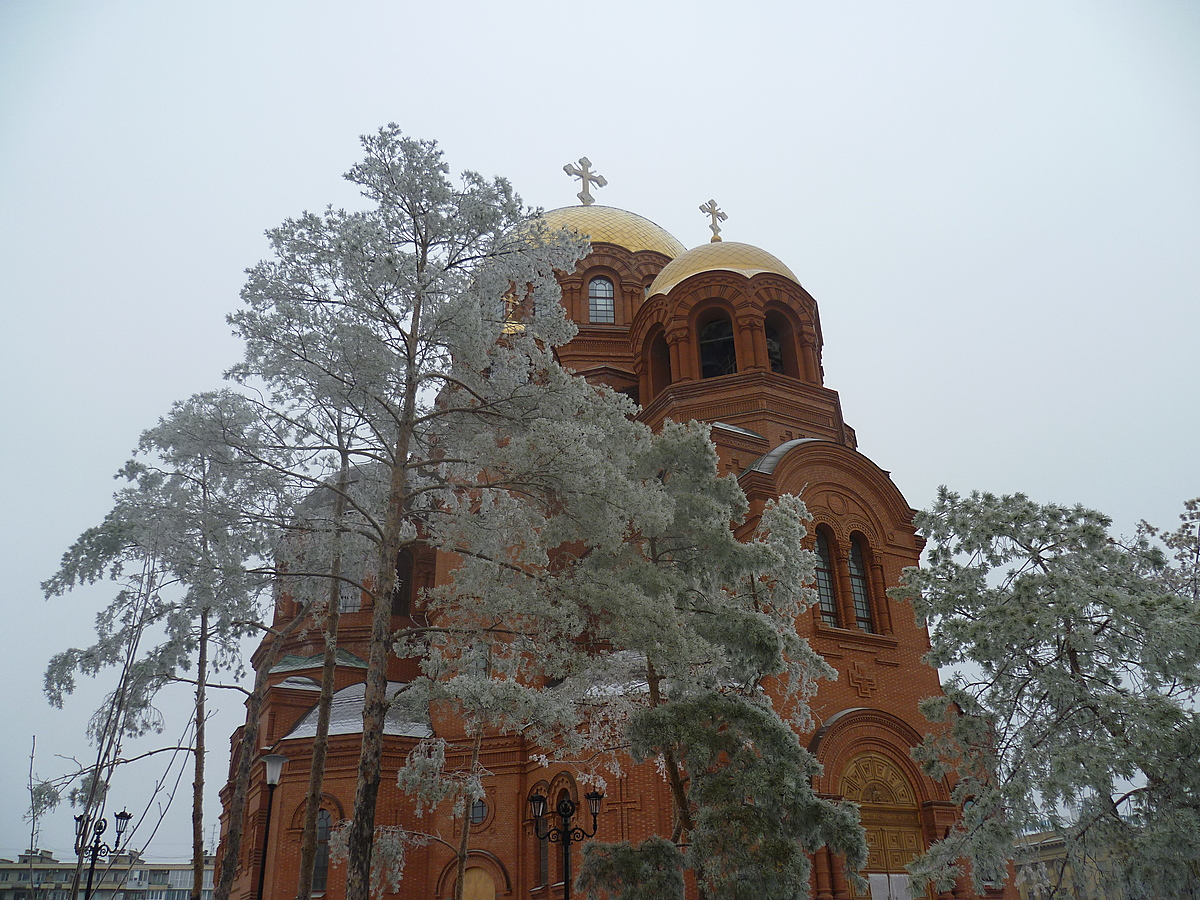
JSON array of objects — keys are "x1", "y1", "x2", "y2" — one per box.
[
  {"x1": 649, "y1": 271, "x2": 753, "y2": 315},
  {"x1": 752, "y1": 280, "x2": 821, "y2": 328},
  {"x1": 630, "y1": 294, "x2": 673, "y2": 348},
  {"x1": 807, "y1": 707, "x2": 949, "y2": 803},
  {"x1": 581, "y1": 247, "x2": 643, "y2": 283},
  {"x1": 758, "y1": 439, "x2": 918, "y2": 544}
]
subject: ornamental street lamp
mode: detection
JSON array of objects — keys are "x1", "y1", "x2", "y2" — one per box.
[
  {"x1": 255, "y1": 753, "x2": 288, "y2": 900},
  {"x1": 74, "y1": 807, "x2": 133, "y2": 900},
  {"x1": 528, "y1": 791, "x2": 603, "y2": 900}
]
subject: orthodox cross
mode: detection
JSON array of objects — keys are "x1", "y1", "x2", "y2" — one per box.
[
  {"x1": 699, "y1": 199, "x2": 727, "y2": 242},
  {"x1": 563, "y1": 157, "x2": 607, "y2": 206}
]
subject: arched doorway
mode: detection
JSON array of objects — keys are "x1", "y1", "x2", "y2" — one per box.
[{"x1": 841, "y1": 752, "x2": 929, "y2": 899}]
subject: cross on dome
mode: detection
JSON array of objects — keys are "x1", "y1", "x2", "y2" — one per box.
[
  {"x1": 699, "y1": 199, "x2": 727, "y2": 242},
  {"x1": 563, "y1": 157, "x2": 607, "y2": 206}
]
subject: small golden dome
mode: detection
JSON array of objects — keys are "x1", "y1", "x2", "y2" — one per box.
[
  {"x1": 648, "y1": 241, "x2": 800, "y2": 296},
  {"x1": 541, "y1": 205, "x2": 685, "y2": 258}
]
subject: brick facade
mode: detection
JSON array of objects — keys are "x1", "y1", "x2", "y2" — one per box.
[{"x1": 217, "y1": 205, "x2": 1006, "y2": 900}]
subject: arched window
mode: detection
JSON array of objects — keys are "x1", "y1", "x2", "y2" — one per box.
[
  {"x1": 698, "y1": 313, "x2": 737, "y2": 378},
  {"x1": 391, "y1": 548, "x2": 414, "y2": 616},
  {"x1": 588, "y1": 277, "x2": 615, "y2": 323},
  {"x1": 815, "y1": 531, "x2": 840, "y2": 627},
  {"x1": 848, "y1": 538, "x2": 876, "y2": 633},
  {"x1": 313, "y1": 809, "x2": 331, "y2": 892},
  {"x1": 764, "y1": 311, "x2": 799, "y2": 378}
]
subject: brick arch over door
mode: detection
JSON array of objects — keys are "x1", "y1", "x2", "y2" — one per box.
[{"x1": 434, "y1": 850, "x2": 512, "y2": 899}]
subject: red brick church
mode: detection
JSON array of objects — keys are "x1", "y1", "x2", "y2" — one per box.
[{"x1": 218, "y1": 174, "x2": 999, "y2": 900}]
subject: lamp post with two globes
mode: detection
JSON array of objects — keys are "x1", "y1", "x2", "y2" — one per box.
[
  {"x1": 74, "y1": 807, "x2": 133, "y2": 900},
  {"x1": 528, "y1": 791, "x2": 603, "y2": 900}
]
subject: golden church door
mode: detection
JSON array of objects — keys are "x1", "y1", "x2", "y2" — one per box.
[{"x1": 840, "y1": 753, "x2": 932, "y2": 900}]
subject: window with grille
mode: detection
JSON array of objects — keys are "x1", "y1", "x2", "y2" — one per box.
[
  {"x1": 815, "y1": 532, "x2": 840, "y2": 627},
  {"x1": 848, "y1": 539, "x2": 875, "y2": 633},
  {"x1": 469, "y1": 799, "x2": 488, "y2": 825},
  {"x1": 588, "y1": 277, "x2": 615, "y2": 323}
]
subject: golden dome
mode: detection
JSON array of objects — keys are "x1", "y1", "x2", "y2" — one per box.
[
  {"x1": 648, "y1": 241, "x2": 800, "y2": 296},
  {"x1": 540, "y1": 205, "x2": 685, "y2": 258}
]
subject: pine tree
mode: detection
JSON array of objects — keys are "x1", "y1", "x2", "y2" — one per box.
[
  {"x1": 44, "y1": 390, "x2": 288, "y2": 900},
  {"x1": 892, "y1": 489, "x2": 1200, "y2": 898}
]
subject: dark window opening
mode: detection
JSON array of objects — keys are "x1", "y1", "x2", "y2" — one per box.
[
  {"x1": 698, "y1": 315, "x2": 737, "y2": 378},
  {"x1": 849, "y1": 539, "x2": 876, "y2": 633},
  {"x1": 313, "y1": 810, "x2": 331, "y2": 893},
  {"x1": 588, "y1": 277, "x2": 615, "y2": 324},
  {"x1": 649, "y1": 331, "x2": 671, "y2": 399},
  {"x1": 469, "y1": 798, "x2": 488, "y2": 825},
  {"x1": 815, "y1": 533, "x2": 840, "y2": 627},
  {"x1": 764, "y1": 312, "x2": 799, "y2": 377},
  {"x1": 391, "y1": 548, "x2": 414, "y2": 616}
]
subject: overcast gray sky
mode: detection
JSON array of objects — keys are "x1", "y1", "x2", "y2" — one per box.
[{"x1": 2, "y1": 0, "x2": 1197, "y2": 863}]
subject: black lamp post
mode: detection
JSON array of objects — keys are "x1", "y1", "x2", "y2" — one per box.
[
  {"x1": 255, "y1": 753, "x2": 288, "y2": 900},
  {"x1": 528, "y1": 791, "x2": 603, "y2": 900},
  {"x1": 74, "y1": 807, "x2": 133, "y2": 900}
]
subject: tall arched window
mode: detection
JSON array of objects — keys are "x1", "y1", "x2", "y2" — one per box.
[
  {"x1": 648, "y1": 330, "x2": 672, "y2": 399},
  {"x1": 815, "y1": 531, "x2": 840, "y2": 627},
  {"x1": 391, "y1": 548, "x2": 414, "y2": 616},
  {"x1": 698, "y1": 313, "x2": 737, "y2": 378},
  {"x1": 588, "y1": 277, "x2": 615, "y2": 323},
  {"x1": 313, "y1": 809, "x2": 331, "y2": 892},
  {"x1": 764, "y1": 311, "x2": 799, "y2": 378},
  {"x1": 848, "y1": 538, "x2": 876, "y2": 633}
]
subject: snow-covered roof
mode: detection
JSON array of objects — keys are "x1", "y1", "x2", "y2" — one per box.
[
  {"x1": 270, "y1": 649, "x2": 368, "y2": 673},
  {"x1": 282, "y1": 681, "x2": 431, "y2": 740},
  {"x1": 742, "y1": 438, "x2": 827, "y2": 476},
  {"x1": 278, "y1": 676, "x2": 321, "y2": 690},
  {"x1": 711, "y1": 421, "x2": 765, "y2": 440}
]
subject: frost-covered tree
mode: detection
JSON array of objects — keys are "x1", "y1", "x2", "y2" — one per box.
[
  {"x1": 225, "y1": 125, "x2": 655, "y2": 900},
  {"x1": 892, "y1": 489, "x2": 1200, "y2": 898},
  {"x1": 562, "y1": 422, "x2": 868, "y2": 900},
  {"x1": 43, "y1": 390, "x2": 287, "y2": 900}
]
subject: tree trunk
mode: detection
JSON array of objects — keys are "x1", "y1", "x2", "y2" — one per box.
[
  {"x1": 191, "y1": 607, "x2": 209, "y2": 900},
  {"x1": 296, "y1": 452, "x2": 350, "y2": 900},
  {"x1": 343, "y1": 288, "x2": 423, "y2": 900},
  {"x1": 453, "y1": 730, "x2": 484, "y2": 900},
  {"x1": 646, "y1": 660, "x2": 703, "y2": 899}
]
